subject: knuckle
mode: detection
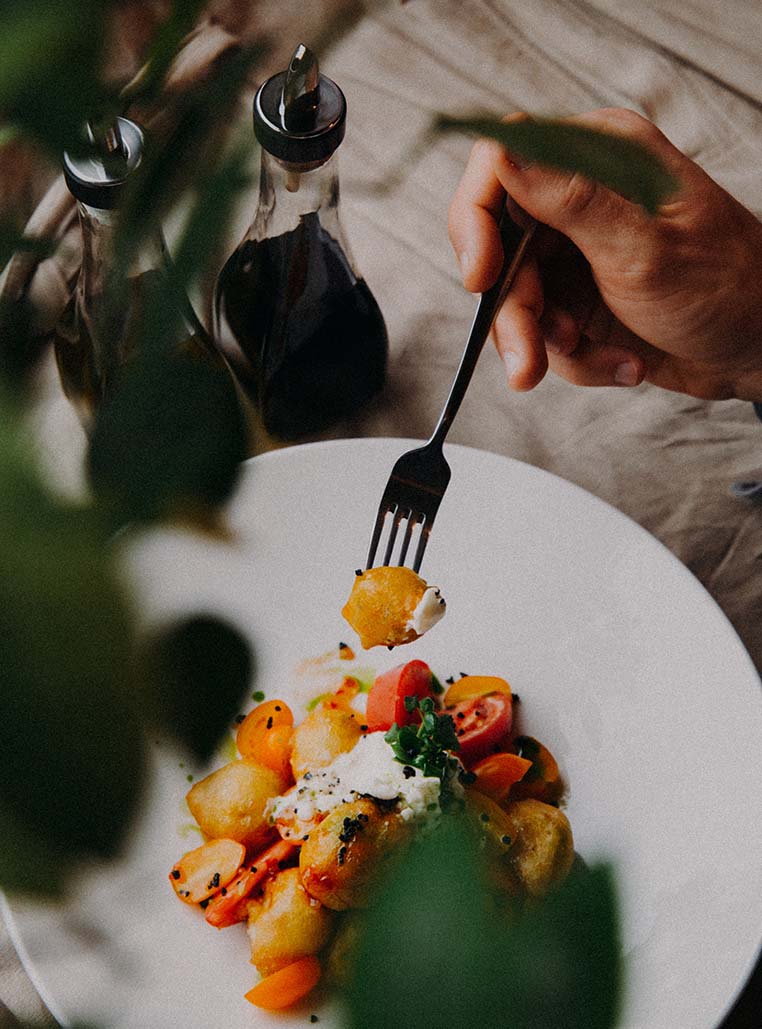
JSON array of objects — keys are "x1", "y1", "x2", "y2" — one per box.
[{"x1": 557, "y1": 172, "x2": 601, "y2": 219}]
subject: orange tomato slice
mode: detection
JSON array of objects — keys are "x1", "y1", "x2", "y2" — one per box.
[
  {"x1": 470, "y1": 752, "x2": 532, "y2": 804},
  {"x1": 443, "y1": 675, "x2": 512, "y2": 706},
  {"x1": 510, "y1": 736, "x2": 563, "y2": 804},
  {"x1": 245, "y1": 955, "x2": 321, "y2": 1010}
]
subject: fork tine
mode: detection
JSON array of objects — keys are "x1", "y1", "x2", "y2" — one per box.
[
  {"x1": 366, "y1": 502, "x2": 391, "y2": 569},
  {"x1": 397, "y1": 511, "x2": 418, "y2": 566},
  {"x1": 382, "y1": 506, "x2": 406, "y2": 566},
  {"x1": 412, "y1": 517, "x2": 432, "y2": 573}
]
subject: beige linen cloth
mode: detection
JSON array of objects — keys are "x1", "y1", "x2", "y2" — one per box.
[{"x1": 2, "y1": 1, "x2": 761, "y2": 1026}]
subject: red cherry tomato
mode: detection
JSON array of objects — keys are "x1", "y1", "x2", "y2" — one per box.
[
  {"x1": 365, "y1": 659, "x2": 436, "y2": 732},
  {"x1": 447, "y1": 693, "x2": 512, "y2": 766}
]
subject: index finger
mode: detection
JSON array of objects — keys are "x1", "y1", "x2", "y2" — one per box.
[{"x1": 448, "y1": 139, "x2": 511, "y2": 293}]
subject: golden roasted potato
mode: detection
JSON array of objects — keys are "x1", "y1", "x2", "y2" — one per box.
[
  {"x1": 467, "y1": 792, "x2": 574, "y2": 898},
  {"x1": 186, "y1": 759, "x2": 286, "y2": 851},
  {"x1": 290, "y1": 704, "x2": 363, "y2": 779},
  {"x1": 500, "y1": 798, "x2": 574, "y2": 897},
  {"x1": 246, "y1": 867, "x2": 335, "y2": 977},
  {"x1": 299, "y1": 797, "x2": 410, "y2": 911},
  {"x1": 342, "y1": 566, "x2": 445, "y2": 649}
]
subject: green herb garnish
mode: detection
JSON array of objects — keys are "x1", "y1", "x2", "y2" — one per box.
[{"x1": 385, "y1": 696, "x2": 461, "y2": 805}]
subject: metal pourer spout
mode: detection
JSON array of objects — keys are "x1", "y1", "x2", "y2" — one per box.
[
  {"x1": 87, "y1": 116, "x2": 129, "y2": 179},
  {"x1": 280, "y1": 44, "x2": 321, "y2": 133}
]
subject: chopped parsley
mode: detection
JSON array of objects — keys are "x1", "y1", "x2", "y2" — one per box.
[
  {"x1": 384, "y1": 696, "x2": 461, "y2": 806},
  {"x1": 252, "y1": 690, "x2": 265, "y2": 702}
]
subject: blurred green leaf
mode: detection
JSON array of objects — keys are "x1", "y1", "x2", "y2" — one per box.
[
  {"x1": 347, "y1": 815, "x2": 621, "y2": 1029},
  {"x1": 0, "y1": 398, "x2": 145, "y2": 894},
  {"x1": 87, "y1": 345, "x2": 247, "y2": 528},
  {"x1": 0, "y1": 225, "x2": 54, "y2": 280},
  {"x1": 114, "y1": 45, "x2": 264, "y2": 276},
  {"x1": 0, "y1": 296, "x2": 49, "y2": 391},
  {"x1": 169, "y1": 142, "x2": 252, "y2": 294},
  {"x1": 0, "y1": 796, "x2": 71, "y2": 896},
  {"x1": 435, "y1": 115, "x2": 677, "y2": 213},
  {"x1": 139, "y1": 614, "x2": 253, "y2": 764},
  {"x1": 0, "y1": 0, "x2": 114, "y2": 156}
]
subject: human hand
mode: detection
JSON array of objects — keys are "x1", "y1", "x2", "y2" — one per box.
[{"x1": 448, "y1": 108, "x2": 762, "y2": 401}]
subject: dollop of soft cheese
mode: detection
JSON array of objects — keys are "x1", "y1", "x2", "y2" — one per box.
[
  {"x1": 406, "y1": 586, "x2": 446, "y2": 637},
  {"x1": 267, "y1": 731, "x2": 442, "y2": 826}
]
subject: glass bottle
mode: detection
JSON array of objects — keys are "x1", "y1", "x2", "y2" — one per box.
[
  {"x1": 54, "y1": 117, "x2": 224, "y2": 431},
  {"x1": 213, "y1": 44, "x2": 388, "y2": 442}
]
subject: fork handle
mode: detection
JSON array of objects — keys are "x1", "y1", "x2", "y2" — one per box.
[{"x1": 428, "y1": 204, "x2": 536, "y2": 448}]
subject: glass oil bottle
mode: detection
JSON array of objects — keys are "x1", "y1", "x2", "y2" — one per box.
[{"x1": 213, "y1": 44, "x2": 388, "y2": 443}]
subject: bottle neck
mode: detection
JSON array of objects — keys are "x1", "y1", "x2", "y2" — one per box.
[
  {"x1": 77, "y1": 202, "x2": 166, "y2": 299},
  {"x1": 251, "y1": 149, "x2": 347, "y2": 249}
]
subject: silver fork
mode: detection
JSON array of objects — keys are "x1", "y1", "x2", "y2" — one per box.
[{"x1": 365, "y1": 202, "x2": 536, "y2": 573}]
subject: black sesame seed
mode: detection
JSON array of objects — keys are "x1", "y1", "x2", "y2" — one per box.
[
  {"x1": 199, "y1": 898, "x2": 210, "y2": 909},
  {"x1": 171, "y1": 869, "x2": 181, "y2": 880},
  {"x1": 220, "y1": 887, "x2": 227, "y2": 896},
  {"x1": 501, "y1": 834, "x2": 512, "y2": 845},
  {"x1": 303, "y1": 835, "x2": 310, "y2": 841},
  {"x1": 445, "y1": 676, "x2": 455, "y2": 685},
  {"x1": 266, "y1": 716, "x2": 274, "y2": 729},
  {"x1": 339, "y1": 642, "x2": 348, "y2": 650},
  {"x1": 355, "y1": 568, "x2": 362, "y2": 576},
  {"x1": 337, "y1": 845, "x2": 347, "y2": 865},
  {"x1": 480, "y1": 812, "x2": 490, "y2": 822},
  {"x1": 360, "y1": 724, "x2": 368, "y2": 731},
  {"x1": 402, "y1": 765, "x2": 416, "y2": 779}
]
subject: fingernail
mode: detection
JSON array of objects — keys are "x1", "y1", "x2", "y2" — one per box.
[
  {"x1": 504, "y1": 350, "x2": 518, "y2": 382},
  {"x1": 614, "y1": 362, "x2": 639, "y2": 386}
]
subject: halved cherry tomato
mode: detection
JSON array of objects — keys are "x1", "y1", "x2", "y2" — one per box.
[
  {"x1": 204, "y1": 838, "x2": 297, "y2": 928},
  {"x1": 447, "y1": 692, "x2": 512, "y2": 766},
  {"x1": 470, "y1": 752, "x2": 532, "y2": 805},
  {"x1": 365, "y1": 659, "x2": 436, "y2": 732},
  {"x1": 443, "y1": 674, "x2": 512, "y2": 706},
  {"x1": 257, "y1": 724, "x2": 294, "y2": 781},
  {"x1": 510, "y1": 735, "x2": 563, "y2": 804},
  {"x1": 237, "y1": 700, "x2": 294, "y2": 761}
]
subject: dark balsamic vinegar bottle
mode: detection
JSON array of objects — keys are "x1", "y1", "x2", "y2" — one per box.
[{"x1": 213, "y1": 44, "x2": 388, "y2": 442}]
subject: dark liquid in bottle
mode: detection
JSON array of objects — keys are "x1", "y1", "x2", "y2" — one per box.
[{"x1": 214, "y1": 212, "x2": 388, "y2": 441}]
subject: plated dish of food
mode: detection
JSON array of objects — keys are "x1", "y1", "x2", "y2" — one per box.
[
  {"x1": 4, "y1": 439, "x2": 762, "y2": 1028},
  {"x1": 169, "y1": 657, "x2": 572, "y2": 1012}
]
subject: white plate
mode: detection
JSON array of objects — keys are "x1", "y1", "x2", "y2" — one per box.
[{"x1": 4, "y1": 438, "x2": 762, "y2": 1029}]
